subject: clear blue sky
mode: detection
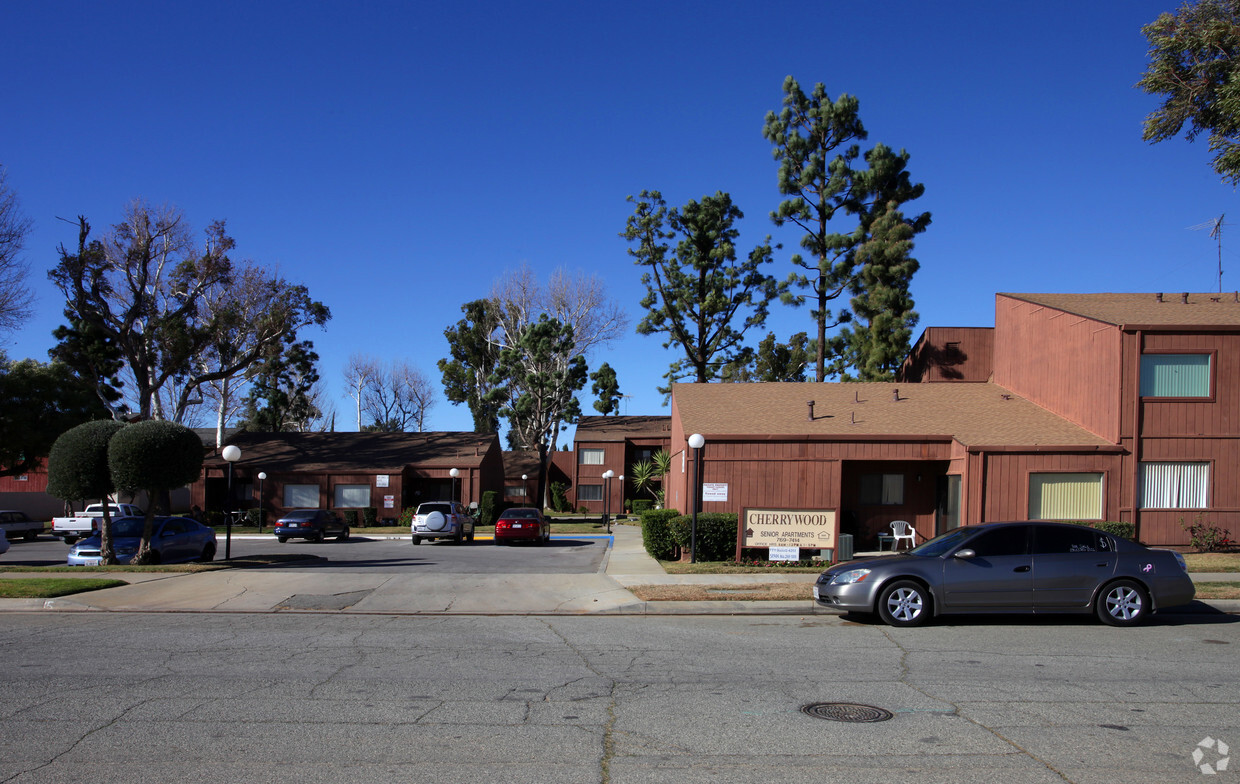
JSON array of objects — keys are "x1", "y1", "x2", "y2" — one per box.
[{"x1": 3, "y1": 1, "x2": 1235, "y2": 445}]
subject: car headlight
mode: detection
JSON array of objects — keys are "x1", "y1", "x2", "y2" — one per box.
[
  {"x1": 828, "y1": 568, "x2": 872, "y2": 586},
  {"x1": 116, "y1": 546, "x2": 137, "y2": 555}
]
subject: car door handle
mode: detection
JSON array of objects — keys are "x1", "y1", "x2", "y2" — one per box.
[{"x1": 1014, "y1": 565, "x2": 1031, "y2": 572}]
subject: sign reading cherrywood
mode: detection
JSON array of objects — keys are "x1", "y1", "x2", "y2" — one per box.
[{"x1": 742, "y1": 508, "x2": 837, "y2": 549}]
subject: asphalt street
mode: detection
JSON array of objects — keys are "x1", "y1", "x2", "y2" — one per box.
[{"x1": 1, "y1": 611, "x2": 1237, "y2": 784}]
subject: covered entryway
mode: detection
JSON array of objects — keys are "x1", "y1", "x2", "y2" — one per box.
[{"x1": 841, "y1": 461, "x2": 948, "y2": 550}]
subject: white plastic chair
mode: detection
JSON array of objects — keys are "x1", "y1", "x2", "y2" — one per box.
[{"x1": 890, "y1": 520, "x2": 916, "y2": 550}]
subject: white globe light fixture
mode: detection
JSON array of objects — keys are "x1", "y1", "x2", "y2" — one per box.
[
  {"x1": 688, "y1": 434, "x2": 705, "y2": 563},
  {"x1": 449, "y1": 468, "x2": 460, "y2": 503},
  {"x1": 221, "y1": 445, "x2": 241, "y2": 561}
]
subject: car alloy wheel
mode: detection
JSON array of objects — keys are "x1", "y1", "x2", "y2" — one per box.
[
  {"x1": 1096, "y1": 579, "x2": 1149, "y2": 627},
  {"x1": 878, "y1": 580, "x2": 930, "y2": 627}
]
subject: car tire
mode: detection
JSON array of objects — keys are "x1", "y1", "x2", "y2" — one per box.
[
  {"x1": 411, "y1": 535, "x2": 421, "y2": 545},
  {"x1": 199, "y1": 543, "x2": 216, "y2": 562},
  {"x1": 1096, "y1": 579, "x2": 1150, "y2": 627},
  {"x1": 454, "y1": 526, "x2": 463, "y2": 544},
  {"x1": 25, "y1": 529, "x2": 38, "y2": 541},
  {"x1": 277, "y1": 536, "x2": 288, "y2": 543},
  {"x1": 337, "y1": 527, "x2": 350, "y2": 542},
  {"x1": 314, "y1": 530, "x2": 325, "y2": 543},
  {"x1": 64, "y1": 536, "x2": 77, "y2": 545},
  {"x1": 877, "y1": 580, "x2": 931, "y2": 627}
]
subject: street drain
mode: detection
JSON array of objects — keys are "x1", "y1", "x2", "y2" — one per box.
[{"x1": 801, "y1": 702, "x2": 893, "y2": 723}]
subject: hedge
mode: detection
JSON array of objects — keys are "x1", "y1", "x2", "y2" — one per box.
[
  {"x1": 640, "y1": 508, "x2": 680, "y2": 560},
  {"x1": 668, "y1": 513, "x2": 738, "y2": 562},
  {"x1": 1080, "y1": 521, "x2": 1135, "y2": 541}
]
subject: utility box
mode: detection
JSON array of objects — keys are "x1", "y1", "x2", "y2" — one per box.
[{"x1": 837, "y1": 533, "x2": 854, "y2": 561}]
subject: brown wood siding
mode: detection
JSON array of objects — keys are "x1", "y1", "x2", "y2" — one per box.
[
  {"x1": 571, "y1": 441, "x2": 627, "y2": 512},
  {"x1": 1134, "y1": 332, "x2": 1240, "y2": 437},
  {"x1": 979, "y1": 451, "x2": 1123, "y2": 522},
  {"x1": 994, "y1": 294, "x2": 1123, "y2": 441},
  {"x1": 898, "y1": 327, "x2": 994, "y2": 382}
]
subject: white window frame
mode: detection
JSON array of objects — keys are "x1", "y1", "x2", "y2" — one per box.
[{"x1": 1140, "y1": 462, "x2": 1209, "y2": 509}]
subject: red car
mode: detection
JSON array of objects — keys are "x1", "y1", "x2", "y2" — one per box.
[{"x1": 494, "y1": 508, "x2": 550, "y2": 545}]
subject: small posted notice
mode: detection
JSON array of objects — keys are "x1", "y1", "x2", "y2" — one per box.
[{"x1": 769, "y1": 546, "x2": 800, "y2": 561}]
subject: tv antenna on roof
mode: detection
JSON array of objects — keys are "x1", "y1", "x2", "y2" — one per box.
[{"x1": 1189, "y1": 214, "x2": 1226, "y2": 292}]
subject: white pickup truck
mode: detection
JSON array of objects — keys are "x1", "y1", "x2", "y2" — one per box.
[{"x1": 52, "y1": 503, "x2": 145, "y2": 544}]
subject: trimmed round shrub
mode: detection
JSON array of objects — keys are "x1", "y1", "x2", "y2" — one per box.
[
  {"x1": 46, "y1": 419, "x2": 126, "y2": 502},
  {"x1": 107, "y1": 420, "x2": 204, "y2": 495}
]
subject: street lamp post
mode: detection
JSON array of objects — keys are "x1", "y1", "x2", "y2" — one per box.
[
  {"x1": 522, "y1": 474, "x2": 528, "y2": 504},
  {"x1": 257, "y1": 471, "x2": 267, "y2": 532},
  {"x1": 688, "y1": 434, "x2": 705, "y2": 563},
  {"x1": 602, "y1": 469, "x2": 614, "y2": 531},
  {"x1": 449, "y1": 468, "x2": 460, "y2": 503},
  {"x1": 221, "y1": 445, "x2": 241, "y2": 561},
  {"x1": 617, "y1": 474, "x2": 624, "y2": 531}
]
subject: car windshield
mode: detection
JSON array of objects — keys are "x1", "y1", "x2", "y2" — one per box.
[
  {"x1": 905, "y1": 527, "x2": 975, "y2": 558},
  {"x1": 110, "y1": 517, "x2": 147, "y2": 538},
  {"x1": 418, "y1": 504, "x2": 452, "y2": 515}
]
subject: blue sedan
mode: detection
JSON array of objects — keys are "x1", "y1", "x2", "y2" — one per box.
[{"x1": 67, "y1": 516, "x2": 218, "y2": 566}]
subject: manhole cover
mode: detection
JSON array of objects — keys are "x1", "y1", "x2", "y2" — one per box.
[{"x1": 801, "y1": 702, "x2": 894, "y2": 723}]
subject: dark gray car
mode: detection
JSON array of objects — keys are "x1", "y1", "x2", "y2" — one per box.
[{"x1": 814, "y1": 521, "x2": 1196, "y2": 627}]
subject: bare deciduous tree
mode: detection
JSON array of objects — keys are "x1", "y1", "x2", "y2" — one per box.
[
  {"x1": 343, "y1": 353, "x2": 381, "y2": 431},
  {"x1": 0, "y1": 166, "x2": 34, "y2": 335},
  {"x1": 359, "y1": 360, "x2": 437, "y2": 432}
]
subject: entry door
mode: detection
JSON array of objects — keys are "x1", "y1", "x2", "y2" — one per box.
[{"x1": 936, "y1": 475, "x2": 961, "y2": 536}]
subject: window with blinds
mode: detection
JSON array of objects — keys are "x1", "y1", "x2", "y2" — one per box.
[
  {"x1": 577, "y1": 484, "x2": 603, "y2": 501},
  {"x1": 1140, "y1": 354, "x2": 1211, "y2": 397},
  {"x1": 579, "y1": 449, "x2": 605, "y2": 465},
  {"x1": 1140, "y1": 462, "x2": 1209, "y2": 509},
  {"x1": 1029, "y1": 473, "x2": 1103, "y2": 520}
]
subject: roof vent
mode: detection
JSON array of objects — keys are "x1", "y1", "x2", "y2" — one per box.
[
  {"x1": 807, "y1": 400, "x2": 816, "y2": 421},
  {"x1": 892, "y1": 389, "x2": 900, "y2": 402},
  {"x1": 1156, "y1": 293, "x2": 1164, "y2": 303},
  {"x1": 1182, "y1": 292, "x2": 1190, "y2": 304}
]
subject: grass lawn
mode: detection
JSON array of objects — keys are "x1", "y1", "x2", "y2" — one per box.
[
  {"x1": 630, "y1": 583, "x2": 811, "y2": 601},
  {"x1": 1183, "y1": 552, "x2": 1240, "y2": 572},
  {"x1": 1192, "y1": 581, "x2": 1240, "y2": 600},
  {"x1": 0, "y1": 577, "x2": 128, "y2": 598}
]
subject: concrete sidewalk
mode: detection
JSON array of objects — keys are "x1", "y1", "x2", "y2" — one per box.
[{"x1": 1, "y1": 523, "x2": 1236, "y2": 616}]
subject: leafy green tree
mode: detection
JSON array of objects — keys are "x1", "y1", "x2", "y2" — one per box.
[
  {"x1": 764, "y1": 76, "x2": 929, "y2": 380},
  {"x1": 833, "y1": 198, "x2": 922, "y2": 380},
  {"x1": 622, "y1": 190, "x2": 778, "y2": 392},
  {"x1": 486, "y1": 315, "x2": 587, "y2": 505},
  {"x1": 45, "y1": 419, "x2": 126, "y2": 563},
  {"x1": 590, "y1": 362, "x2": 621, "y2": 415},
  {"x1": 106, "y1": 420, "x2": 204, "y2": 563},
  {"x1": 438, "y1": 299, "x2": 504, "y2": 433},
  {"x1": 239, "y1": 339, "x2": 322, "y2": 432},
  {"x1": 1138, "y1": 0, "x2": 1240, "y2": 184},
  {"x1": 628, "y1": 448, "x2": 671, "y2": 505},
  {"x1": 0, "y1": 353, "x2": 112, "y2": 478},
  {"x1": 722, "y1": 332, "x2": 811, "y2": 382}
]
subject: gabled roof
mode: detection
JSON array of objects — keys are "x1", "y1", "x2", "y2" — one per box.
[
  {"x1": 1002, "y1": 292, "x2": 1240, "y2": 327},
  {"x1": 672, "y1": 382, "x2": 1112, "y2": 448},
  {"x1": 205, "y1": 431, "x2": 498, "y2": 472},
  {"x1": 574, "y1": 415, "x2": 671, "y2": 442}
]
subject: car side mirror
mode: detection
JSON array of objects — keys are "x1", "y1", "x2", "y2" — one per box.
[{"x1": 953, "y1": 548, "x2": 977, "y2": 560}]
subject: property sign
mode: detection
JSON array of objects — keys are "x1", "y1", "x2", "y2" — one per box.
[
  {"x1": 702, "y1": 483, "x2": 728, "y2": 502},
  {"x1": 376, "y1": 475, "x2": 390, "y2": 488},
  {"x1": 383, "y1": 495, "x2": 395, "y2": 508},
  {"x1": 742, "y1": 508, "x2": 837, "y2": 549}
]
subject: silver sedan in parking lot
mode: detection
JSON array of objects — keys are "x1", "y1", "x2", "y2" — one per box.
[{"x1": 815, "y1": 521, "x2": 1196, "y2": 627}]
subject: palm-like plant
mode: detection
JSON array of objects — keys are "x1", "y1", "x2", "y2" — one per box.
[{"x1": 630, "y1": 449, "x2": 672, "y2": 507}]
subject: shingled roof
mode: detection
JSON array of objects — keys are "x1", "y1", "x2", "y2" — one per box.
[
  {"x1": 574, "y1": 415, "x2": 671, "y2": 442},
  {"x1": 672, "y1": 382, "x2": 1113, "y2": 449},
  {"x1": 1003, "y1": 292, "x2": 1240, "y2": 327},
  {"x1": 205, "y1": 431, "x2": 497, "y2": 472}
]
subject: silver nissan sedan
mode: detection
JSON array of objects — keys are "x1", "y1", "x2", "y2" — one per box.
[{"x1": 814, "y1": 521, "x2": 1196, "y2": 627}]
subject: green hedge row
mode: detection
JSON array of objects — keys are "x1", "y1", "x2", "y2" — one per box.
[{"x1": 640, "y1": 510, "x2": 739, "y2": 562}]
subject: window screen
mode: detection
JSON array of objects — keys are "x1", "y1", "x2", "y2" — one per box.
[
  {"x1": 334, "y1": 484, "x2": 370, "y2": 508},
  {"x1": 577, "y1": 484, "x2": 603, "y2": 501},
  {"x1": 579, "y1": 449, "x2": 604, "y2": 465},
  {"x1": 283, "y1": 484, "x2": 319, "y2": 508},
  {"x1": 859, "y1": 474, "x2": 904, "y2": 505},
  {"x1": 1140, "y1": 462, "x2": 1209, "y2": 509},
  {"x1": 1029, "y1": 473, "x2": 1103, "y2": 520},
  {"x1": 1140, "y1": 354, "x2": 1211, "y2": 397}
]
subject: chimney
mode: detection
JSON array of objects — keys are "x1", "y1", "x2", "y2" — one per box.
[
  {"x1": 1156, "y1": 293, "x2": 1164, "y2": 303},
  {"x1": 807, "y1": 400, "x2": 815, "y2": 421}
]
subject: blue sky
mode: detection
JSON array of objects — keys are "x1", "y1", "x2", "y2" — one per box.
[{"x1": 2, "y1": 1, "x2": 1235, "y2": 445}]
